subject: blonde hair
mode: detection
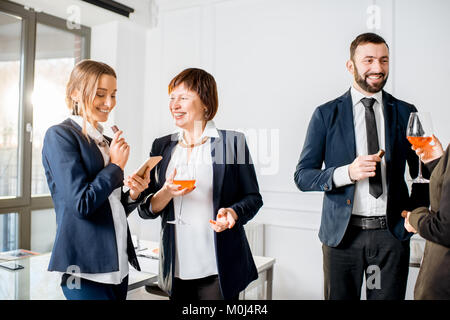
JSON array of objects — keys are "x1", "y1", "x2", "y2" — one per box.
[{"x1": 66, "y1": 59, "x2": 117, "y2": 138}]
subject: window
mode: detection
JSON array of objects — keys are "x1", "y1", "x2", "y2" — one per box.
[
  {"x1": 32, "y1": 23, "x2": 84, "y2": 195},
  {"x1": 0, "y1": 10, "x2": 21, "y2": 199},
  {"x1": 0, "y1": 0, "x2": 90, "y2": 251},
  {"x1": 0, "y1": 213, "x2": 18, "y2": 252}
]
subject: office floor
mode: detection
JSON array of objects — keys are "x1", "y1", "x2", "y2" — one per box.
[{"x1": 127, "y1": 287, "x2": 169, "y2": 300}]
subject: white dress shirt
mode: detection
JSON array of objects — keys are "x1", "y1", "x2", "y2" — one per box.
[
  {"x1": 165, "y1": 120, "x2": 220, "y2": 279},
  {"x1": 332, "y1": 87, "x2": 388, "y2": 217},
  {"x1": 68, "y1": 115, "x2": 129, "y2": 284}
]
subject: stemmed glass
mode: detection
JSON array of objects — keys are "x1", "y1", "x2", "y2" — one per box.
[
  {"x1": 406, "y1": 112, "x2": 433, "y2": 184},
  {"x1": 166, "y1": 162, "x2": 196, "y2": 225}
]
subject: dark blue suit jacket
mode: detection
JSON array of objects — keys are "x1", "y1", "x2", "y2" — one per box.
[
  {"x1": 294, "y1": 89, "x2": 429, "y2": 247},
  {"x1": 137, "y1": 130, "x2": 263, "y2": 299},
  {"x1": 42, "y1": 118, "x2": 140, "y2": 273}
]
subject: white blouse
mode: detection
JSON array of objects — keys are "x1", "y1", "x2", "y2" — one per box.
[
  {"x1": 166, "y1": 120, "x2": 220, "y2": 279},
  {"x1": 68, "y1": 115, "x2": 129, "y2": 284}
]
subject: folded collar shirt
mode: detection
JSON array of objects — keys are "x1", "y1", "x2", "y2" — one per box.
[{"x1": 332, "y1": 88, "x2": 387, "y2": 217}]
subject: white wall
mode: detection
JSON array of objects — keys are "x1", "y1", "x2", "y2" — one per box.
[
  {"x1": 394, "y1": 0, "x2": 450, "y2": 144},
  {"x1": 139, "y1": 0, "x2": 450, "y2": 300},
  {"x1": 13, "y1": 0, "x2": 450, "y2": 300}
]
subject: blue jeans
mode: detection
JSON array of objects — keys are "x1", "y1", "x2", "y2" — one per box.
[{"x1": 61, "y1": 274, "x2": 129, "y2": 300}]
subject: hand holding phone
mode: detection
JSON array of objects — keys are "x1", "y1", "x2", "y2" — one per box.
[
  {"x1": 124, "y1": 156, "x2": 162, "y2": 200},
  {"x1": 136, "y1": 156, "x2": 162, "y2": 178}
]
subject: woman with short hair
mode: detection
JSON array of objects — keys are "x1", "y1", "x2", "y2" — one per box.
[{"x1": 137, "y1": 68, "x2": 263, "y2": 300}]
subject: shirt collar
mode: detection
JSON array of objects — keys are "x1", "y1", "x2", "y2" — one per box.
[
  {"x1": 350, "y1": 86, "x2": 383, "y2": 107},
  {"x1": 69, "y1": 115, "x2": 105, "y2": 142},
  {"x1": 177, "y1": 120, "x2": 219, "y2": 144}
]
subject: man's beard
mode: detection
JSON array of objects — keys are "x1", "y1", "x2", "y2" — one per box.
[{"x1": 354, "y1": 63, "x2": 388, "y2": 93}]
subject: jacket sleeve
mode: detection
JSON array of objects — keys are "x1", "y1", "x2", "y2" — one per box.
[
  {"x1": 137, "y1": 138, "x2": 161, "y2": 220},
  {"x1": 410, "y1": 151, "x2": 450, "y2": 247},
  {"x1": 42, "y1": 125, "x2": 124, "y2": 220},
  {"x1": 229, "y1": 135, "x2": 263, "y2": 226},
  {"x1": 120, "y1": 190, "x2": 146, "y2": 217},
  {"x1": 294, "y1": 107, "x2": 335, "y2": 192}
]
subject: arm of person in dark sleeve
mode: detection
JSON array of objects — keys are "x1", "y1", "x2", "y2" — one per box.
[
  {"x1": 410, "y1": 155, "x2": 450, "y2": 247},
  {"x1": 121, "y1": 188, "x2": 149, "y2": 217},
  {"x1": 42, "y1": 125, "x2": 123, "y2": 220},
  {"x1": 425, "y1": 157, "x2": 442, "y2": 173},
  {"x1": 294, "y1": 107, "x2": 336, "y2": 193},
  {"x1": 137, "y1": 139, "x2": 161, "y2": 220}
]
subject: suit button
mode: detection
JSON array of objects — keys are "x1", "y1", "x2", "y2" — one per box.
[
  {"x1": 323, "y1": 185, "x2": 329, "y2": 191},
  {"x1": 346, "y1": 199, "x2": 351, "y2": 205}
]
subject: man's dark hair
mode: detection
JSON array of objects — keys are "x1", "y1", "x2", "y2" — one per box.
[{"x1": 350, "y1": 33, "x2": 389, "y2": 60}]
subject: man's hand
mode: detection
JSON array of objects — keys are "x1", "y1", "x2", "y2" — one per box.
[{"x1": 348, "y1": 154, "x2": 382, "y2": 182}]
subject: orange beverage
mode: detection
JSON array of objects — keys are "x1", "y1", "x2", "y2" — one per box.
[
  {"x1": 407, "y1": 136, "x2": 432, "y2": 149},
  {"x1": 173, "y1": 180, "x2": 196, "y2": 189}
]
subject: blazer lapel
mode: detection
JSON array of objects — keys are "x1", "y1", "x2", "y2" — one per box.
[
  {"x1": 158, "y1": 134, "x2": 178, "y2": 187},
  {"x1": 382, "y1": 91, "x2": 396, "y2": 187},
  {"x1": 337, "y1": 89, "x2": 357, "y2": 161},
  {"x1": 66, "y1": 118, "x2": 105, "y2": 170},
  {"x1": 211, "y1": 131, "x2": 226, "y2": 215}
]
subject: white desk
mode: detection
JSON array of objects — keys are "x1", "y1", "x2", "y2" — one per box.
[
  {"x1": 0, "y1": 252, "x2": 157, "y2": 300},
  {"x1": 0, "y1": 242, "x2": 275, "y2": 300},
  {"x1": 250, "y1": 255, "x2": 275, "y2": 300},
  {"x1": 137, "y1": 240, "x2": 276, "y2": 300}
]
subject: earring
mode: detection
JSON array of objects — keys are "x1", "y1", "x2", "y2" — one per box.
[{"x1": 72, "y1": 101, "x2": 79, "y2": 115}]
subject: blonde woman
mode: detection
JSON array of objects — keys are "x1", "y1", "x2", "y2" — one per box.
[{"x1": 42, "y1": 60, "x2": 149, "y2": 300}]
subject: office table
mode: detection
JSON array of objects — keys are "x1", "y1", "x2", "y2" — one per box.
[
  {"x1": 0, "y1": 252, "x2": 157, "y2": 300},
  {"x1": 137, "y1": 240, "x2": 276, "y2": 300},
  {"x1": 248, "y1": 255, "x2": 275, "y2": 300},
  {"x1": 0, "y1": 241, "x2": 275, "y2": 300}
]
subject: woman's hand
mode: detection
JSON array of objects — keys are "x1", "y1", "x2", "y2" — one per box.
[
  {"x1": 162, "y1": 168, "x2": 196, "y2": 199},
  {"x1": 412, "y1": 134, "x2": 444, "y2": 164},
  {"x1": 149, "y1": 168, "x2": 196, "y2": 214},
  {"x1": 110, "y1": 130, "x2": 129, "y2": 170},
  {"x1": 124, "y1": 167, "x2": 151, "y2": 200},
  {"x1": 404, "y1": 211, "x2": 417, "y2": 233},
  {"x1": 209, "y1": 208, "x2": 238, "y2": 232}
]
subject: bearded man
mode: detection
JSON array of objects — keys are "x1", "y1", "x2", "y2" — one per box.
[{"x1": 294, "y1": 33, "x2": 429, "y2": 300}]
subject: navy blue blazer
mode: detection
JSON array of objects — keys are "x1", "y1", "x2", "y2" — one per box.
[
  {"x1": 137, "y1": 130, "x2": 263, "y2": 299},
  {"x1": 294, "y1": 89, "x2": 429, "y2": 247},
  {"x1": 42, "y1": 118, "x2": 140, "y2": 274}
]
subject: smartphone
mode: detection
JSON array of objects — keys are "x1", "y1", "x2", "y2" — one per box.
[
  {"x1": 136, "y1": 156, "x2": 163, "y2": 178},
  {"x1": 0, "y1": 261, "x2": 24, "y2": 271}
]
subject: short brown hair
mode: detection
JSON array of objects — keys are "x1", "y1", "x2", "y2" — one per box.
[
  {"x1": 66, "y1": 59, "x2": 116, "y2": 138},
  {"x1": 168, "y1": 68, "x2": 218, "y2": 121},
  {"x1": 350, "y1": 33, "x2": 389, "y2": 60}
]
